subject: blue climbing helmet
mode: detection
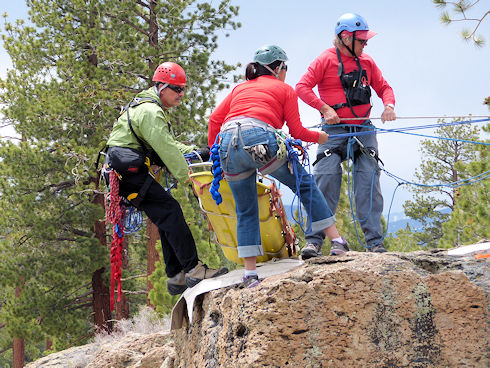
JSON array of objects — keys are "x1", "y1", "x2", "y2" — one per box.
[
  {"x1": 253, "y1": 45, "x2": 288, "y2": 66},
  {"x1": 335, "y1": 13, "x2": 376, "y2": 40}
]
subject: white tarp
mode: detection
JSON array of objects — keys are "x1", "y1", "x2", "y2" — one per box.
[
  {"x1": 171, "y1": 258, "x2": 304, "y2": 330},
  {"x1": 447, "y1": 242, "x2": 490, "y2": 256}
]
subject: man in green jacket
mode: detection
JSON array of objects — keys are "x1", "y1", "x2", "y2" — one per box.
[{"x1": 106, "y1": 62, "x2": 228, "y2": 295}]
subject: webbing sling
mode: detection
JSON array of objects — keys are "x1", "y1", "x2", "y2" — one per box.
[{"x1": 121, "y1": 97, "x2": 162, "y2": 207}]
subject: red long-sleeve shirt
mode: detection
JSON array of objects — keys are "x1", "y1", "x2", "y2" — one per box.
[
  {"x1": 295, "y1": 48, "x2": 395, "y2": 124},
  {"x1": 208, "y1": 75, "x2": 320, "y2": 147}
]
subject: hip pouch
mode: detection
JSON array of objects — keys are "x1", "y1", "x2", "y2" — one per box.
[{"x1": 107, "y1": 146, "x2": 147, "y2": 175}]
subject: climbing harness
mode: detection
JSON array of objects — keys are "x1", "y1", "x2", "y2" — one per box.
[
  {"x1": 208, "y1": 118, "x2": 316, "y2": 234},
  {"x1": 312, "y1": 116, "x2": 490, "y2": 248}
]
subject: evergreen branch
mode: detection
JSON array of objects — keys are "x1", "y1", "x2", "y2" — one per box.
[
  {"x1": 136, "y1": 0, "x2": 151, "y2": 10},
  {"x1": 104, "y1": 12, "x2": 150, "y2": 37},
  {"x1": 67, "y1": 228, "x2": 93, "y2": 238},
  {"x1": 134, "y1": 8, "x2": 150, "y2": 24},
  {"x1": 32, "y1": 180, "x2": 75, "y2": 194},
  {"x1": 0, "y1": 347, "x2": 12, "y2": 355},
  {"x1": 0, "y1": 135, "x2": 22, "y2": 141},
  {"x1": 121, "y1": 290, "x2": 148, "y2": 295},
  {"x1": 121, "y1": 274, "x2": 147, "y2": 281}
]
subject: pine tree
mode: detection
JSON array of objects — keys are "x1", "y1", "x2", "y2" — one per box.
[
  {"x1": 439, "y1": 121, "x2": 489, "y2": 247},
  {"x1": 0, "y1": 0, "x2": 239, "y2": 362},
  {"x1": 403, "y1": 120, "x2": 480, "y2": 247}
]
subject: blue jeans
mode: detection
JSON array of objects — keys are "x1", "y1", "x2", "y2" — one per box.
[{"x1": 219, "y1": 118, "x2": 336, "y2": 258}]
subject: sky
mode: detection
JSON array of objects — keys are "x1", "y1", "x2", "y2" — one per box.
[{"x1": 1, "y1": 0, "x2": 489, "y2": 217}]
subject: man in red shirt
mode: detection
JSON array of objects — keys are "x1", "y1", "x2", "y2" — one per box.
[{"x1": 296, "y1": 13, "x2": 396, "y2": 256}]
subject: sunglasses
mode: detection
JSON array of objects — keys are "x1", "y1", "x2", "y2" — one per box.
[
  {"x1": 167, "y1": 84, "x2": 186, "y2": 94},
  {"x1": 354, "y1": 38, "x2": 368, "y2": 46}
]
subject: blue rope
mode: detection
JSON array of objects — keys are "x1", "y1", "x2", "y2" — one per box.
[
  {"x1": 209, "y1": 134, "x2": 223, "y2": 205},
  {"x1": 123, "y1": 206, "x2": 144, "y2": 234},
  {"x1": 344, "y1": 137, "x2": 381, "y2": 249},
  {"x1": 283, "y1": 138, "x2": 314, "y2": 233},
  {"x1": 338, "y1": 117, "x2": 490, "y2": 248},
  {"x1": 326, "y1": 118, "x2": 490, "y2": 146},
  {"x1": 184, "y1": 150, "x2": 210, "y2": 162}
]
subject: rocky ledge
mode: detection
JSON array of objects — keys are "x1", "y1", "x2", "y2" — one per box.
[{"x1": 27, "y1": 250, "x2": 489, "y2": 368}]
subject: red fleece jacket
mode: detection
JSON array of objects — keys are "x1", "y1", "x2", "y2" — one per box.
[
  {"x1": 295, "y1": 48, "x2": 395, "y2": 124},
  {"x1": 208, "y1": 75, "x2": 319, "y2": 147}
]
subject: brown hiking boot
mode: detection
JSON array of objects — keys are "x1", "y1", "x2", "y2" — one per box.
[
  {"x1": 185, "y1": 261, "x2": 228, "y2": 288},
  {"x1": 167, "y1": 271, "x2": 187, "y2": 296}
]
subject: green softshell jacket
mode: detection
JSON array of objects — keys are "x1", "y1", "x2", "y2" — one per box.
[{"x1": 106, "y1": 87, "x2": 195, "y2": 184}]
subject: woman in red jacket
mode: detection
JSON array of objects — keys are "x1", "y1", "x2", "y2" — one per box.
[{"x1": 208, "y1": 45, "x2": 348, "y2": 287}]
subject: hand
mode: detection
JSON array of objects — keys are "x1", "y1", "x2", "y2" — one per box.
[
  {"x1": 317, "y1": 131, "x2": 329, "y2": 144},
  {"x1": 197, "y1": 147, "x2": 210, "y2": 161},
  {"x1": 320, "y1": 104, "x2": 340, "y2": 125},
  {"x1": 381, "y1": 107, "x2": 396, "y2": 124}
]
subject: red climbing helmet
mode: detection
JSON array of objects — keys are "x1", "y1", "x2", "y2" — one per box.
[{"x1": 152, "y1": 62, "x2": 186, "y2": 86}]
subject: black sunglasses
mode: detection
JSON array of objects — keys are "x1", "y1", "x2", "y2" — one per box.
[
  {"x1": 167, "y1": 84, "x2": 186, "y2": 93},
  {"x1": 354, "y1": 38, "x2": 368, "y2": 45}
]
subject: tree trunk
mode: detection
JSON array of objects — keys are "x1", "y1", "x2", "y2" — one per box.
[
  {"x1": 13, "y1": 286, "x2": 24, "y2": 368},
  {"x1": 115, "y1": 237, "x2": 130, "y2": 320},
  {"x1": 146, "y1": 220, "x2": 160, "y2": 308},
  {"x1": 92, "y1": 267, "x2": 113, "y2": 333},
  {"x1": 92, "y1": 185, "x2": 113, "y2": 332},
  {"x1": 148, "y1": 0, "x2": 158, "y2": 74},
  {"x1": 13, "y1": 337, "x2": 24, "y2": 368}
]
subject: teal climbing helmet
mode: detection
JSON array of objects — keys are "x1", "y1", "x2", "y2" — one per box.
[{"x1": 253, "y1": 45, "x2": 288, "y2": 66}]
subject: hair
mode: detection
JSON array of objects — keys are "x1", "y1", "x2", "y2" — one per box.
[
  {"x1": 245, "y1": 59, "x2": 283, "y2": 80},
  {"x1": 333, "y1": 32, "x2": 353, "y2": 48}
]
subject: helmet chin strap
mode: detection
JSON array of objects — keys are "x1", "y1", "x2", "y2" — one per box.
[
  {"x1": 155, "y1": 83, "x2": 169, "y2": 96},
  {"x1": 340, "y1": 30, "x2": 358, "y2": 58},
  {"x1": 263, "y1": 61, "x2": 284, "y2": 78}
]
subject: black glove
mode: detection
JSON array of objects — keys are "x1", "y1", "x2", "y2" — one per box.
[{"x1": 197, "y1": 147, "x2": 210, "y2": 161}]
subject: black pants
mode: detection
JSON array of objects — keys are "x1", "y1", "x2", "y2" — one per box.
[{"x1": 118, "y1": 171, "x2": 199, "y2": 278}]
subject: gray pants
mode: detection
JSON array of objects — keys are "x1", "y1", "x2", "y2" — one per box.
[{"x1": 305, "y1": 122, "x2": 384, "y2": 248}]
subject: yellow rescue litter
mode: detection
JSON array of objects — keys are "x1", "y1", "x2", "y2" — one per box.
[{"x1": 188, "y1": 163, "x2": 297, "y2": 264}]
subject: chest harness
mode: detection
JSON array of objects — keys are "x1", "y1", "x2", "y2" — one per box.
[
  {"x1": 330, "y1": 47, "x2": 372, "y2": 118},
  {"x1": 314, "y1": 47, "x2": 377, "y2": 167}
]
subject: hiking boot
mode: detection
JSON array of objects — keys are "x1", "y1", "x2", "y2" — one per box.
[
  {"x1": 368, "y1": 243, "x2": 388, "y2": 253},
  {"x1": 185, "y1": 261, "x2": 229, "y2": 288},
  {"x1": 329, "y1": 240, "x2": 350, "y2": 255},
  {"x1": 301, "y1": 242, "x2": 323, "y2": 260},
  {"x1": 241, "y1": 275, "x2": 260, "y2": 288},
  {"x1": 167, "y1": 272, "x2": 187, "y2": 296}
]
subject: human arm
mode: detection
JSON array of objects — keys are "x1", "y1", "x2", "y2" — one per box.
[
  {"x1": 369, "y1": 60, "x2": 396, "y2": 124},
  {"x1": 296, "y1": 53, "x2": 340, "y2": 125},
  {"x1": 283, "y1": 86, "x2": 321, "y2": 143},
  {"x1": 138, "y1": 108, "x2": 192, "y2": 184},
  {"x1": 381, "y1": 104, "x2": 396, "y2": 123},
  {"x1": 208, "y1": 92, "x2": 233, "y2": 147}
]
